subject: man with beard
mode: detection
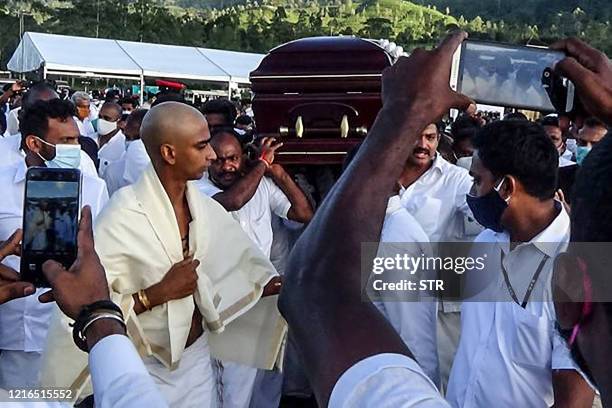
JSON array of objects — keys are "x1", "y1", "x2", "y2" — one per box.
[
  {"x1": 197, "y1": 127, "x2": 312, "y2": 408},
  {"x1": 198, "y1": 128, "x2": 312, "y2": 256}
]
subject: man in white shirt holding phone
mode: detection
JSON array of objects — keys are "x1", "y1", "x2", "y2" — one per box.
[{"x1": 0, "y1": 99, "x2": 108, "y2": 389}]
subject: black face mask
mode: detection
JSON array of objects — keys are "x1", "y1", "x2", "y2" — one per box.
[{"x1": 466, "y1": 179, "x2": 508, "y2": 233}]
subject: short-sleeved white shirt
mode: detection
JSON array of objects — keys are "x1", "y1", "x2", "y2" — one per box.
[
  {"x1": 446, "y1": 206, "x2": 591, "y2": 407},
  {"x1": 196, "y1": 175, "x2": 291, "y2": 257}
]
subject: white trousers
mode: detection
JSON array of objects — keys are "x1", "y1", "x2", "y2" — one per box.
[
  {"x1": 143, "y1": 335, "x2": 216, "y2": 408},
  {"x1": 213, "y1": 360, "x2": 257, "y2": 408},
  {"x1": 0, "y1": 350, "x2": 42, "y2": 388}
]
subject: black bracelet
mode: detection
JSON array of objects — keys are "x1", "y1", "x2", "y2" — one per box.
[{"x1": 71, "y1": 300, "x2": 124, "y2": 352}]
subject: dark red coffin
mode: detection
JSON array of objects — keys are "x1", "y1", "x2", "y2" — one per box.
[{"x1": 250, "y1": 36, "x2": 393, "y2": 165}]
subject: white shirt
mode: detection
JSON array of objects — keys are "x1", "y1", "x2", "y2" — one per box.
[
  {"x1": 104, "y1": 157, "x2": 128, "y2": 196},
  {"x1": 122, "y1": 139, "x2": 151, "y2": 185},
  {"x1": 400, "y1": 155, "x2": 473, "y2": 243},
  {"x1": 400, "y1": 155, "x2": 476, "y2": 313},
  {"x1": 0, "y1": 159, "x2": 108, "y2": 352},
  {"x1": 559, "y1": 154, "x2": 575, "y2": 168},
  {"x1": 0, "y1": 132, "x2": 99, "y2": 179},
  {"x1": 374, "y1": 196, "x2": 439, "y2": 385},
  {"x1": 196, "y1": 175, "x2": 291, "y2": 257},
  {"x1": 446, "y1": 205, "x2": 587, "y2": 408},
  {"x1": 0, "y1": 335, "x2": 167, "y2": 408},
  {"x1": 90, "y1": 335, "x2": 168, "y2": 408},
  {"x1": 329, "y1": 353, "x2": 449, "y2": 408},
  {"x1": 75, "y1": 117, "x2": 97, "y2": 142},
  {"x1": 98, "y1": 131, "x2": 126, "y2": 177},
  {"x1": 6, "y1": 107, "x2": 20, "y2": 136}
]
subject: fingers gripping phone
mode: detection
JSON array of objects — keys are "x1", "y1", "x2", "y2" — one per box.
[
  {"x1": 450, "y1": 40, "x2": 572, "y2": 113},
  {"x1": 21, "y1": 168, "x2": 82, "y2": 287}
]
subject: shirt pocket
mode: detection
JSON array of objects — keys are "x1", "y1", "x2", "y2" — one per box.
[{"x1": 510, "y1": 305, "x2": 553, "y2": 370}]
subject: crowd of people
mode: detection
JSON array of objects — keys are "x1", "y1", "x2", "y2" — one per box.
[{"x1": 0, "y1": 31, "x2": 610, "y2": 408}]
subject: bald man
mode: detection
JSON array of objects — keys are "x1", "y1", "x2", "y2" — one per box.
[{"x1": 41, "y1": 102, "x2": 285, "y2": 408}]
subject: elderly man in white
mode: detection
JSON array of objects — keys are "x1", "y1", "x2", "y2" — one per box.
[{"x1": 71, "y1": 91, "x2": 97, "y2": 141}]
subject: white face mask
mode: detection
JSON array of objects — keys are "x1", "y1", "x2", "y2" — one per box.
[
  {"x1": 456, "y1": 156, "x2": 473, "y2": 170},
  {"x1": 97, "y1": 118, "x2": 118, "y2": 136},
  {"x1": 35, "y1": 137, "x2": 81, "y2": 169}
]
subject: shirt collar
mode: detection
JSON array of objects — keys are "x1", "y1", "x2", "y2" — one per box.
[
  {"x1": 494, "y1": 201, "x2": 569, "y2": 257},
  {"x1": 431, "y1": 154, "x2": 446, "y2": 174}
]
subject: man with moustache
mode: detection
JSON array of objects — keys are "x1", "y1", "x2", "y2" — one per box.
[{"x1": 397, "y1": 122, "x2": 475, "y2": 390}]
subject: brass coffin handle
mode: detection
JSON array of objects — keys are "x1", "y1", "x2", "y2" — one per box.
[{"x1": 278, "y1": 115, "x2": 368, "y2": 138}]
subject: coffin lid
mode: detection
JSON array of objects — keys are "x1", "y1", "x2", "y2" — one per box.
[{"x1": 250, "y1": 36, "x2": 392, "y2": 79}]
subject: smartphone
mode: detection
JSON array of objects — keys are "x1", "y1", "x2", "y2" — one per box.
[
  {"x1": 450, "y1": 40, "x2": 566, "y2": 112},
  {"x1": 21, "y1": 167, "x2": 82, "y2": 287}
]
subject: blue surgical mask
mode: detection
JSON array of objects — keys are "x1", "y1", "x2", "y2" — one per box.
[
  {"x1": 466, "y1": 178, "x2": 509, "y2": 233},
  {"x1": 36, "y1": 137, "x2": 81, "y2": 169},
  {"x1": 575, "y1": 146, "x2": 591, "y2": 166}
]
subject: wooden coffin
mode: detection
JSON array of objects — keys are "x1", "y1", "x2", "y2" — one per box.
[{"x1": 250, "y1": 36, "x2": 392, "y2": 165}]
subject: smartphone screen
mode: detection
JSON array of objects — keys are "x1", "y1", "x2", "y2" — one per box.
[
  {"x1": 21, "y1": 168, "x2": 81, "y2": 287},
  {"x1": 455, "y1": 41, "x2": 565, "y2": 112}
]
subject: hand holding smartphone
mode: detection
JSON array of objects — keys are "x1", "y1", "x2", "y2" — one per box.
[
  {"x1": 21, "y1": 167, "x2": 82, "y2": 287},
  {"x1": 450, "y1": 40, "x2": 574, "y2": 113}
]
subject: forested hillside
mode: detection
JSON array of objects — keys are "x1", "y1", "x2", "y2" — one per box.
[{"x1": 0, "y1": 0, "x2": 609, "y2": 69}]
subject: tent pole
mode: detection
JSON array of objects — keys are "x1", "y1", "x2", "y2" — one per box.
[{"x1": 140, "y1": 74, "x2": 145, "y2": 106}]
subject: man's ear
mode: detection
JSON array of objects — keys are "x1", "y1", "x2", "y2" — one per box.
[
  {"x1": 553, "y1": 252, "x2": 586, "y2": 330},
  {"x1": 160, "y1": 144, "x2": 176, "y2": 165},
  {"x1": 499, "y1": 175, "x2": 517, "y2": 200},
  {"x1": 24, "y1": 135, "x2": 42, "y2": 154}
]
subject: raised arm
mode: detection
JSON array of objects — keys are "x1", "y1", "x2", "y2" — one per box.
[
  {"x1": 266, "y1": 163, "x2": 314, "y2": 223},
  {"x1": 278, "y1": 31, "x2": 472, "y2": 407},
  {"x1": 211, "y1": 138, "x2": 282, "y2": 211}
]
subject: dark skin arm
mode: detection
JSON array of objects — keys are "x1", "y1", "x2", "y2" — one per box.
[
  {"x1": 551, "y1": 37, "x2": 612, "y2": 126},
  {"x1": 131, "y1": 255, "x2": 199, "y2": 315},
  {"x1": 211, "y1": 138, "x2": 283, "y2": 212},
  {"x1": 267, "y1": 164, "x2": 313, "y2": 223},
  {"x1": 0, "y1": 230, "x2": 35, "y2": 304},
  {"x1": 211, "y1": 161, "x2": 267, "y2": 211},
  {"x1": 39, "y1": 207, "x2": 126, "y2": 351},
  {"x1": 0, "y1": 82, "x2": 24, "y2": 106},
  {"x1": 278, "y1": 31, "x2": 472, "y2": 407},
  {"x1": 552, "y1": 370, "x2": 595, "y2": 408}
]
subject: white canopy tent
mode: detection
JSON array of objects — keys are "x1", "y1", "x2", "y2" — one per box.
[{"x1": 8, "y1": 32, "x2": 265, "y2": 102}]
